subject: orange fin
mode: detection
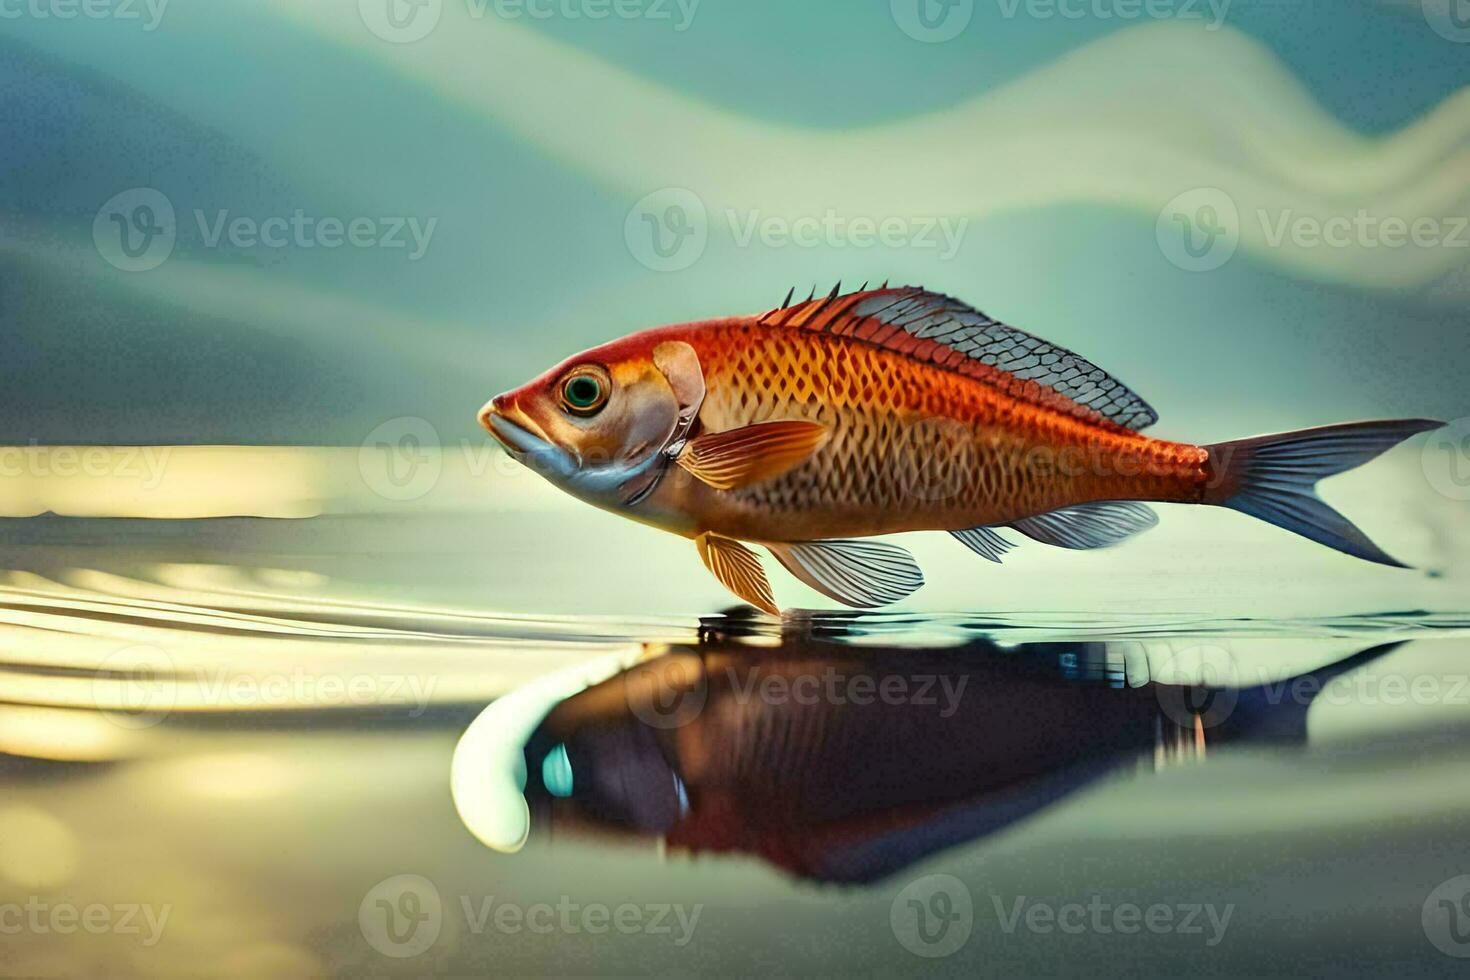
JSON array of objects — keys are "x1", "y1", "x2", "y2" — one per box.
[
  {"x1": 696, "y1": 533, "x2": 778, "y2": 615},
  {"x1": 676, "y1": 420, "x2": 828, "y2": 490}
]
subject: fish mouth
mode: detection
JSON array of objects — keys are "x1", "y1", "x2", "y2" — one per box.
[
  {"x1": 480, "y1": 410, "x2": 539, "y2": 462},
  {"x1": 478, "y1": 399, "x2": 576, "y2": 478}
]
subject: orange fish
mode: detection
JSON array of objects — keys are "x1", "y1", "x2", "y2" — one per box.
[{"x1": 480, "y1": 285, "x2": 1442, "y2": 614}]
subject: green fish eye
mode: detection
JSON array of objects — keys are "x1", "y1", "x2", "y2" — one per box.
[{"x1": 561, "y1": 373, "x2": 606, "y2": 414}]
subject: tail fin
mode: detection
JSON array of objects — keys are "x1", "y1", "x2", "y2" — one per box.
[
  {"x1": 1227, "y1": 641, "x2": 1406, "y2": 744},
  {"x1": 1204, "y1": 419, "x2": 1444, "y2": 567}
]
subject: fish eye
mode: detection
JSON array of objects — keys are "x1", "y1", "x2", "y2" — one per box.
[{"x1": 559, "y1": 368, "x2": 609, "y2": 416}]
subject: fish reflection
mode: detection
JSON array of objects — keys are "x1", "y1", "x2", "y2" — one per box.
[{"x1": 453, "y1": 619, "x2": 1399, "y2": 883}]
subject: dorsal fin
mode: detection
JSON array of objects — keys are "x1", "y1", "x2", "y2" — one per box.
[{"x1": 759, "y1": 285, "x2": 1157, "y2": 431}]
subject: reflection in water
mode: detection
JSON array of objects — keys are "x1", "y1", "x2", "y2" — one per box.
[{"x1": 454, "y1": 615, "x2": 1405, "y2": 883}]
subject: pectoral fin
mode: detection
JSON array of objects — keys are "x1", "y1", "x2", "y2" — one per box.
[
  {"x1": 696, "y1": 533, "x2": 778, "y2": 615},
  {"x1": 767, "y1": 539, "x2": 924, "y2": 608},
  {"x1": 676, "y1": 420, "x2": 828, "y2": 490}
]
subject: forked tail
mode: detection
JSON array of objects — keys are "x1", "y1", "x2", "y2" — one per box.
[{"x1": 1203, "y1": 419, "x2": 1444, "y2": 567}]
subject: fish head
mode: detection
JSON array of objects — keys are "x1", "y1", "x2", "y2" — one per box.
[{"x1": 478, "y1": 335, "x2": 705, "y2": 508}]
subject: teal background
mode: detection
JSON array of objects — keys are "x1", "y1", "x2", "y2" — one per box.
[{"x1": 2, "y1": 0, "x2": 1467, "y2": 448}]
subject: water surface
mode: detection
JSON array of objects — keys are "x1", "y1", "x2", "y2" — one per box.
[{"x1": 2, "y1": 511, "x2": 1469, "y2": 977}]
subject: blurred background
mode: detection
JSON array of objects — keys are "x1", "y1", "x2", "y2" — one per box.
[{"x1": 2, "y1": 1, "x2": 1470, "y2": 977}]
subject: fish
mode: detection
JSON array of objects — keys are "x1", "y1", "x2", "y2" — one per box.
[
  {"x1": 492, "y1": 629, "x2": 1405, "y2": 883},
  {"x1": 479, "y1": 284, "x2": 1444, "y2": 614}
]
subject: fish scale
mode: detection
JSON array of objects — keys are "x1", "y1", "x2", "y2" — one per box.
[{"x1": 673, "y1": 322, "x2": 1207, "y2": 543}]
